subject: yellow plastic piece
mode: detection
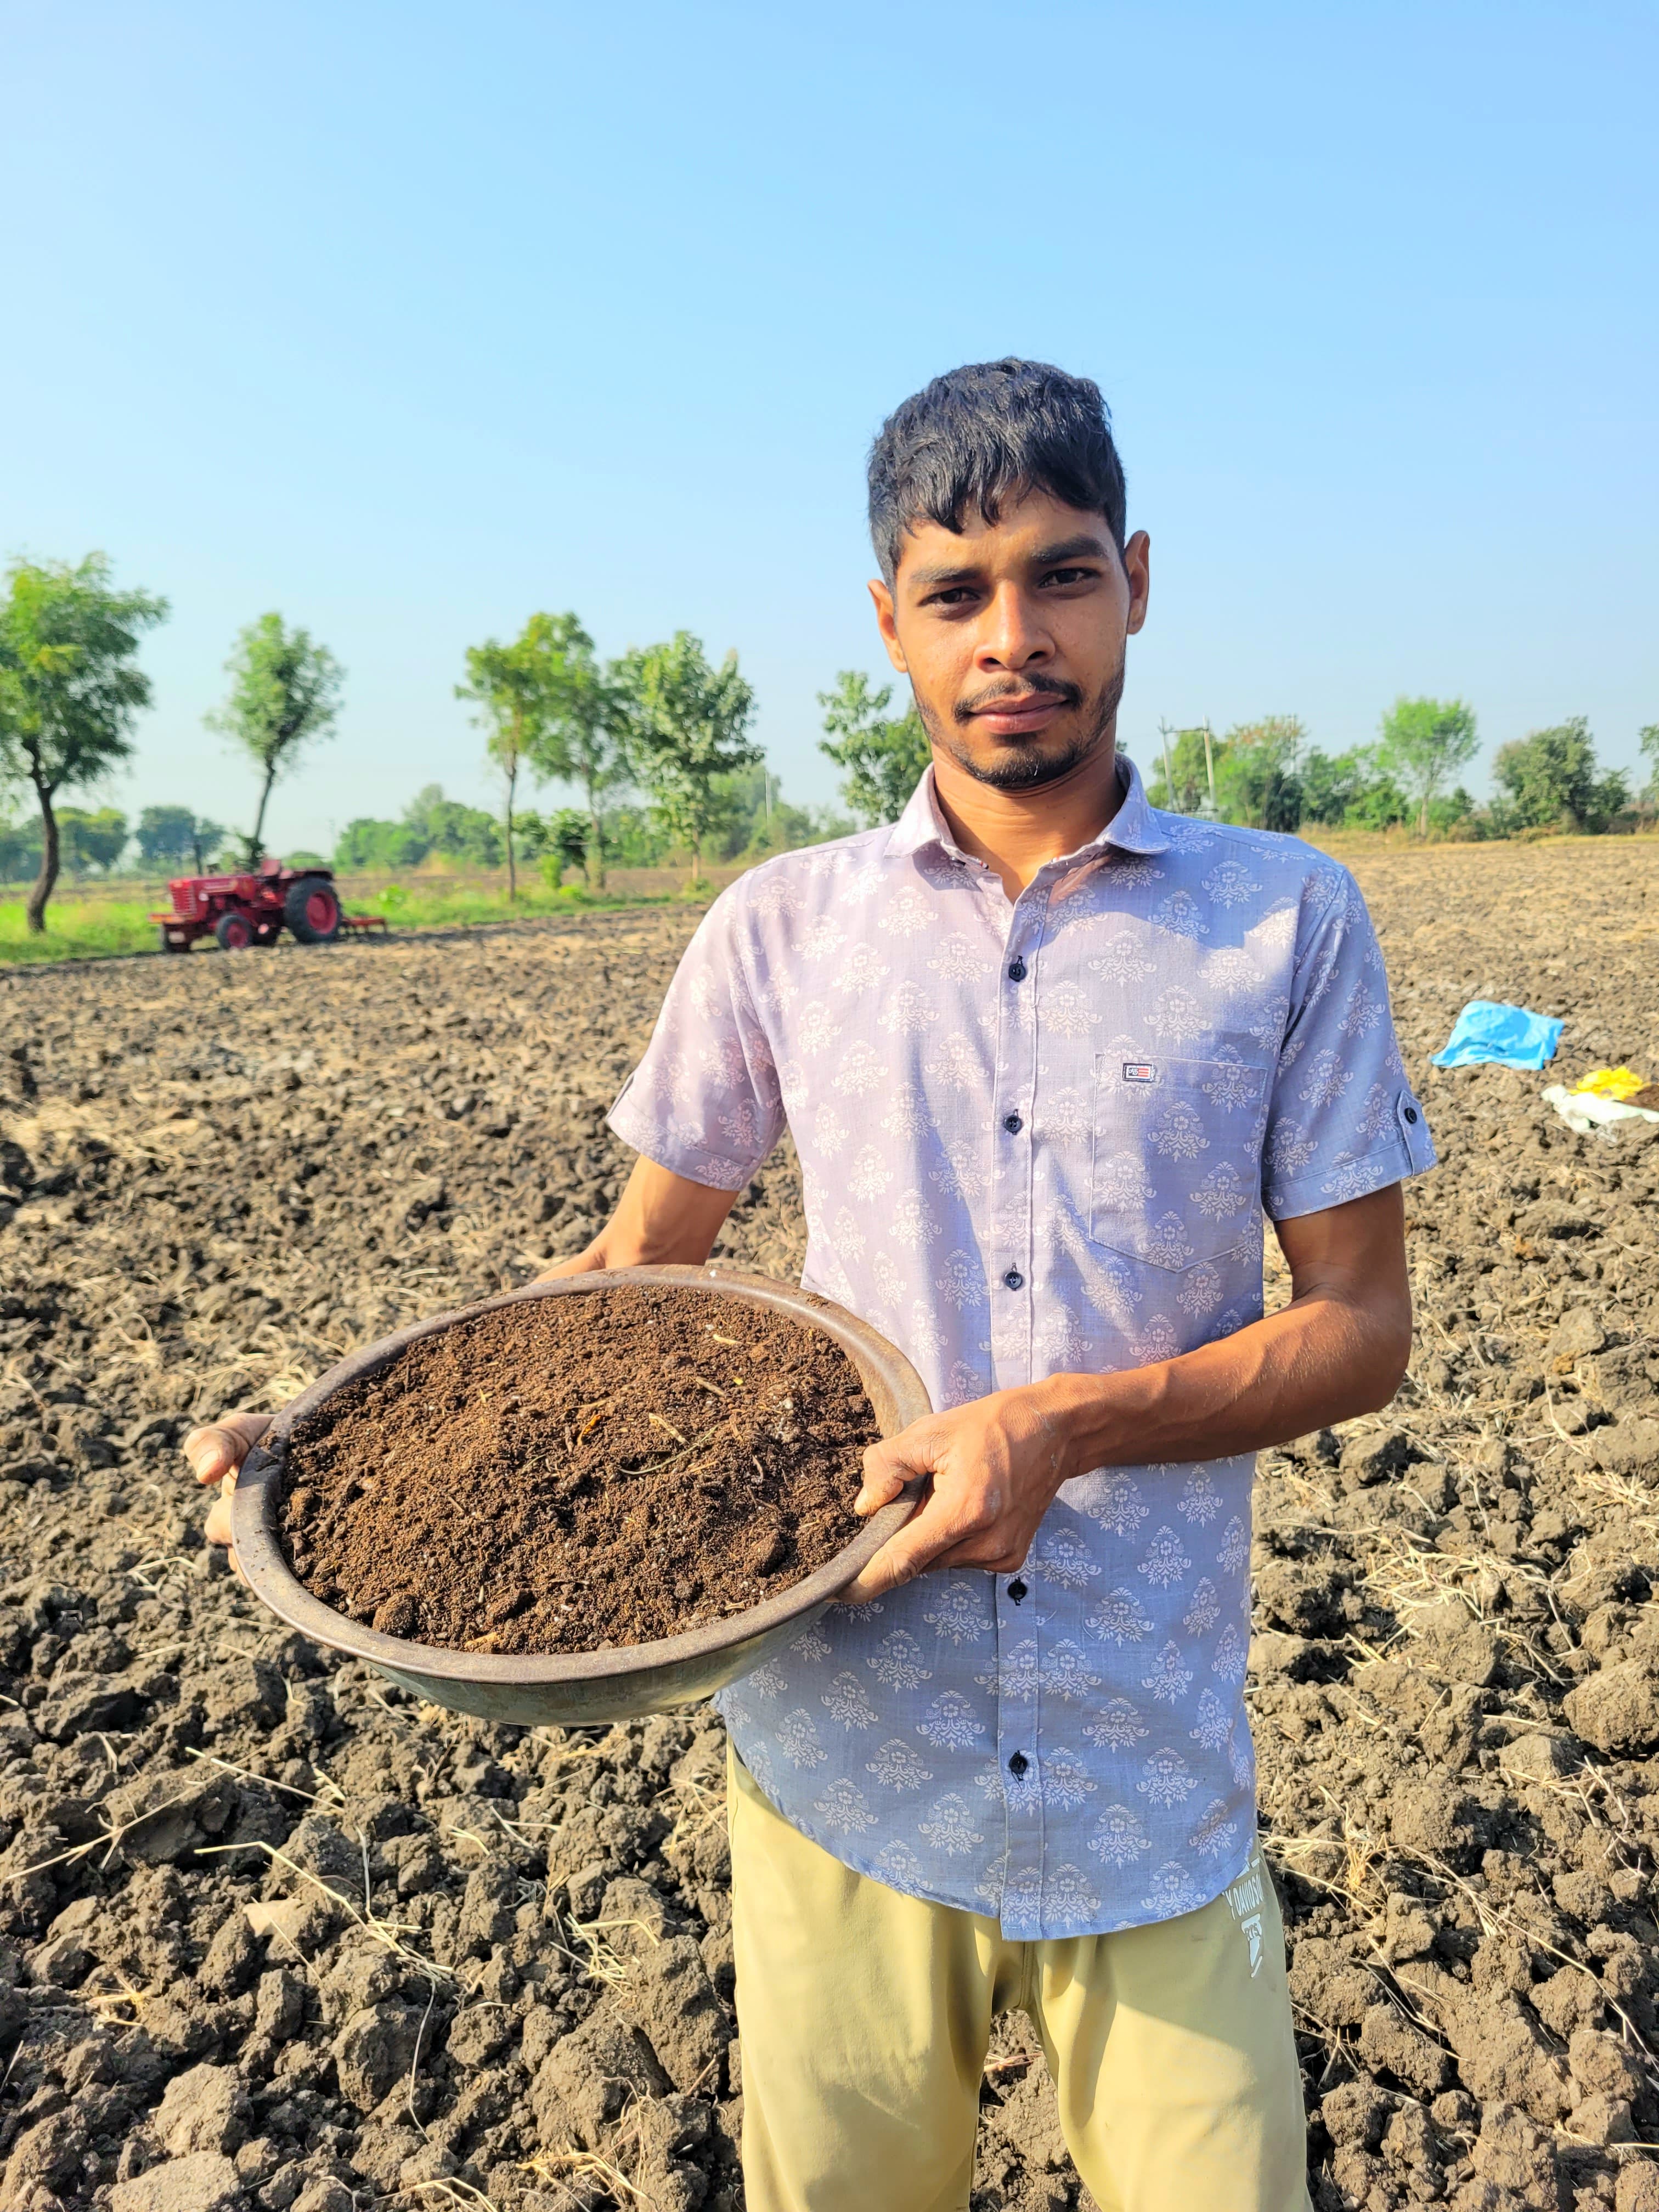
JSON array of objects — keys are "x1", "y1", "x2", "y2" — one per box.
[{"x1": 1573, "y1": 1065, "x2": 1649, "y2": 1100}]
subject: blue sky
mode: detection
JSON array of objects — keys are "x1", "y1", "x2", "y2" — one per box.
[{"x1": 3, "y1": 2, "x2": 1655, "y2": 854}]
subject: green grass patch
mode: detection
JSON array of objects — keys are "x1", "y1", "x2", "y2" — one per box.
[
  {"x1": 0, "y1": 898, "x2": 162, "y2": 962},
  {"x1": 0, "y1": 877, "x2": 704, "y2": 963},
  {"x1": 364, "y1": 879, "x2": 686, "y2": 928}
]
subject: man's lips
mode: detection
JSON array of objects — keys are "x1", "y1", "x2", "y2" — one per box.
[{"x1": 964, "y1": 693, "x2": 1070, "y2": 734}]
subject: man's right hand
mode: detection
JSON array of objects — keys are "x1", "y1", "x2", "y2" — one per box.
[{"x1": 183, "y1": 1411, "x2": 273, "y2": 1551}]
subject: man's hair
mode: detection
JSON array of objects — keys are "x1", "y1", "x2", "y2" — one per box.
[{"x1": 867, "y1": 358, "x2": 1127, "y2": 584}]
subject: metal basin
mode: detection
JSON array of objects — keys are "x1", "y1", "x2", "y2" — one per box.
[{"x1": 232, "y1": 1265, "x2": 930, "y2": 1725}]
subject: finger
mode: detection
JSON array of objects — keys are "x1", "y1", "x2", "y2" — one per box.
[
  {"x1": 930, "y1": 1538, "x2": 1030, "y2": 1576},
  {"x1": 854, "y1": 1460, "x2": 911, "y2": 1517},
  {"x1": 205, "y1": 1491, "x2": 236, "y2": 1547},
  {"x1": 842, "y1": 1497, "x2": 985, "y2": 1603},
  {"x1": 854, "y1": 1423, "x2": 943, "y2": 1516},
  {"x1": 183, "y1": 1411, "x2": 272, "y2": 1484}
]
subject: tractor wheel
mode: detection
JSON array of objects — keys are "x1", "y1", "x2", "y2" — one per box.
[
  {"x1": 216, "y1": 911, "x2": 255, "y2": 951},
  {"x1": 284, "y1": 876, "x2": 342, "y2": 945},
  {"x1": 159, "y1": 928, "x2": 190, "y2": 954}
]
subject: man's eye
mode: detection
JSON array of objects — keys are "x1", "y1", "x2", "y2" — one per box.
[
  {"x1": 925, "y1": 587, "x2": 977, "y2": 608},
  {"x1": 1042, "y1": 567, "x2": 1096, "y2": 588}
]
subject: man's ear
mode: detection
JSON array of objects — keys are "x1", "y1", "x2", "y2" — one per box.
[
  {"x1": 868, "y1": 579, "x2": 909, "y2": 673},
  {"x1": 1122, "y1": 531, "x2": 1152, "y2": 638}
]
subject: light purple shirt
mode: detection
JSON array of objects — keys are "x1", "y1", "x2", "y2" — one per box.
[{"x1": 608, "y1": 758, "x2": 1435, "y2": 1937}]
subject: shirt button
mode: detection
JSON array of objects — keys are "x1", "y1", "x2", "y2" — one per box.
[
  {"x1": 1007, "y1": 1578, "x2": 1028, "y2": 1604},
  {"x1": 1003, "y1": 1268, "x2": 1024, "y2": 1290},
  {"x1": 1002, "y1": 1111, "x2": 1023, "y2": 1134},
  {"x1": 1007, "y1": 1751, "x2": 1029, "y2": 1778},
  {"x1": 1404, "y1": 1105, "x2": 1419, "y2": 1124},
  {"x1": 1007, "y1": 956, "x2": 1027, "y2": 981}
]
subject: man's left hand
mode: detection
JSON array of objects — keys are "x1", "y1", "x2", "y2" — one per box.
[{"x1": 842, "y1": 1387, "x2": 1071, "y2": 1602}]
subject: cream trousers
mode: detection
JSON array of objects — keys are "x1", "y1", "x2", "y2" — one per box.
[{"x1": 727, "y1": 1748, "x2": 1312, "y2": 2212}]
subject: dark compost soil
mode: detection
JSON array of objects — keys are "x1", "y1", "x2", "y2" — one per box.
[{"x1": 278, "y1": 1287, "x2": 876, "y2": 1654}]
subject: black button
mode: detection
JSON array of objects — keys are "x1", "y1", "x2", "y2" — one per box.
[
  {"x1": 1007, "y1": 1751, "x2": 1029, "y2": 1777},
  {"x1": 1002, "y1": 1111, "x2": 1023, "y2": 1134},
  {"x1": 1404, "y1": 1105, "x2": 1419, "y2": 1124},
  {"x1": 1007, "y1": 1578, "x2": 1028, "y2": 1604},
  {"x1": 1007, "y1": 957, "x2": 1027, "y2": 981},
  {"x1": 1003, "y1": 1268, "x2": 1024, "y2": 1290}
]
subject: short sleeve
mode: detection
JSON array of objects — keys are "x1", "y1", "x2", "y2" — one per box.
[
  {"x1": 606, "y1": 883, "x2": 785, "y2": 1190},
  {"x1": 1261, "y1": 866, "x2": 1437, "y2": 1221}
]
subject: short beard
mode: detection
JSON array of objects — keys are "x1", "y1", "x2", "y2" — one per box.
[{"x1": 921, "y1": 662, "x2": 1125, "y2": 792}]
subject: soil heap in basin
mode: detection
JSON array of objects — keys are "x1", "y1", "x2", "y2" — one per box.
[{"x1": 277, "y1": 1281, "x2": 881, "y2": 1656}]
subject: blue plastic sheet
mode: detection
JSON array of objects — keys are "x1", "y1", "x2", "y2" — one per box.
[{"x1": 1431, "y1": 1000, "x2": 1564, "y2": 1070}]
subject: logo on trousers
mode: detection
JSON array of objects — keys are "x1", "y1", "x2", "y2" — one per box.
[{"x1": 1226, "y1": 1858, "x2": 1265, "y2": 1978}]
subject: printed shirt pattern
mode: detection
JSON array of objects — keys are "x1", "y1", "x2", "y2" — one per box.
[{"x1": 608, "y1": 758, "x2": 1436, "y2": 1939}]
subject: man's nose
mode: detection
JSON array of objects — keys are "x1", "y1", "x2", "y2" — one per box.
[{"x1": 975, "y1": 585, "x2": 1051, "y2": 670}]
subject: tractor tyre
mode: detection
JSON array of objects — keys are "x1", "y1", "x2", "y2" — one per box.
[
  {"x1": 159, "y1": 928, "x2": 190, "y2": 954},
  {"x1": 216, "y1": 910, "x2": 255, "y2": 951},
  {"x1": 284, "y1": 876, "x2": 342, "y2": 945}
]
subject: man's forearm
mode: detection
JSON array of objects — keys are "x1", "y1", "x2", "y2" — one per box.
[
  {"x1": 1039, "y1": 1274, "x2": 1410, "y2": 1482},
  {"x1": 536, "y1": 1153, "x2": 742, "y2": 1279}
]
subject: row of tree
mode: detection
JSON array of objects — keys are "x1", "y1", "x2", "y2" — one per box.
[
  {"x1": 1143, "y1": 701, "x2": 1658, "y2": 838},
  {"x1": 336, "y1": 765, "x2": 832, "y2": 886},
  {"x1": 0, "y1": 556, "x2": 777, "y2": 925},
  {"x1": 0, "y1": 802, "x2": 234, "y2": 884},
  {"x1": 5, "y1": 551, "x2": 1656, "y2": 934},
  {"x1": 447, "y1": 616, "x2": 766, "y2": 894},
  {"x1": 0, "y1": 556, "x2": 345, "y2": 932}
]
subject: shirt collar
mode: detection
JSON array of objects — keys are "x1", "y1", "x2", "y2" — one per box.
[{"x1": 884, "y1": 752, "x2": 1170, "y2": 866}]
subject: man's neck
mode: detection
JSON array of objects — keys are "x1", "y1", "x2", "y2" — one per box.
[{"x1": 929, "y1": 740, "x2": 1125, "y2": 901}]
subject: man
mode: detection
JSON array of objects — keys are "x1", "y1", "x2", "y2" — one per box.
[{"x1": 190, "y1": 360, "x2": 1434, "y2": 2211}]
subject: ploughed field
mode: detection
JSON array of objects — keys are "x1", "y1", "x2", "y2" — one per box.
[{"x1": 1, "y1": 840, "x2": 1657, "y2": 2212}]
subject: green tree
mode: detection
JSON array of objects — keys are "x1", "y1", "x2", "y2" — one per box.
[
  {"x1": 709, "y1": 760, "x2": 831, "y2": 860},
  {"x1": 1491, "y1": 718, "x2": 1628, "y2": 834},
  {"x1": 1295, "y1": 744, "x2": 1410, "y2": 829},
  {"x1": 509, "y1": 614, "x2": 626, "y2": 889},
  {"x1": 1146, "y1": 726, "x2": 1219, "y2": 814},
  {"x1": 616, "y1": 633, "x2": 761, "y2": 885},
  {"x1": 56, "y1": 805, "x2": 129, "y2": 873},
  {"x1": 0, "y1": 554, "x2": 168, "y2": 930},
  {"x1": 1375, "y1": 696, "x2": 1479, "y2": 837},
  {"x1": 334, "y1": 785, "x2": 504, "y2": 872},
  {"x1": 403, "y1": 783, "x2": 504, "y2": 865},
  {"x1": 0, "y1": 793, "x2": 41, "y2": 884},
  {"x1": 207, "y1": 613, "x2": 343, "y2": 868},
  {"x1": 817, "y1": 671, "x2": 932, "y2": 827},
  {"x1": 596, "y1": 804, "x2": 671, "y2": 867},
  {"x1": 457, "y1": 622, "x2": 564, "y2": 899},
  {"x1": 1298, "y1": 746, "x2": 1368, "y2": 825},
  {"x1": 1638, "y1": 724, "x2": 1658, "y2": 805},
  {"x1": 528, "y1": 807, "x2": 593, "y2": 888},
  {"x1": 1214, "y1": 716, "x2": 1306, "y2": 831},
  {"x1": 335, "y1": 815, "x2": 429, "y2": 871},
  {"x1": 137, "y1": 804, "x2": 228, "y2": 872}
]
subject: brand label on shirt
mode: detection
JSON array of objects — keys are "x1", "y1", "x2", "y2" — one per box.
[{"x1": 1122, "y1": 1062, "x2": 1158, "y2": 1084}]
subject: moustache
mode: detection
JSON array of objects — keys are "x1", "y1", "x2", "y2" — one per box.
[{"x1": 954, "y1": 674, "x2": 1084, "y2": 726}]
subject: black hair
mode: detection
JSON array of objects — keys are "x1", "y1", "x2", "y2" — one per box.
[{"x1": 867, "y1": 358, "x2": 1127, "y2": 584}]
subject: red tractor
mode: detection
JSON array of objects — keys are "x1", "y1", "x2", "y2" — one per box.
[{"x1": 151, "y1": 861, "x2": 373, "y2": 953}]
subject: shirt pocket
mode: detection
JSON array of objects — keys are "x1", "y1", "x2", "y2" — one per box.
[{"x1": 1089, "y1": 1052, "x2": 1269, "y2": 1272}]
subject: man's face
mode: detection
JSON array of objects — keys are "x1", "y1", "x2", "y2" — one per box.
[{"x1": 870, "y1": 489, "x2": 1150, "y2": 792}]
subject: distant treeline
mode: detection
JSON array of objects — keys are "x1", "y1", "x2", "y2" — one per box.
[
  {"x1": 0, "y1": 772, "x2": 847, "y2": 888},
  {"x1": 1143, "y1": 704, "x2": 1658, "y2": 839},
  {"x1": 336, "y1": 768, "x2": 849, "y2": 883},
  {"x1": 7, "y1": 549, "x2": 1656, "y2": 939}
]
